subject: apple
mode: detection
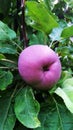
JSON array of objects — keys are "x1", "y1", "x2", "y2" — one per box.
[{"x1": 18, "y1": 45, "x2": 61, "y2": 90}]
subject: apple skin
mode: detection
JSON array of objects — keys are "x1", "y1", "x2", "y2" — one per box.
[{"x1": 18, "y1": 45, "x2": 61, "y2": 90}]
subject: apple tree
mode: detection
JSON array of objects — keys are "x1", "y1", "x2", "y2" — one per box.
[{"x1": 0, "y1": 0, "x2": 73, "y2": 130}]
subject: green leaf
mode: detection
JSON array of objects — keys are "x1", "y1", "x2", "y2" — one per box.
[
  {"x1": 0, "y1": 54, "x2": 5, "y2": 60},
  {"x1": 34, "y1": 98, "x2": 73, "y2": 130},
  {"x1": 38, "y1": 0, "x2": 57, "y2": 10},
  {"x1": 0, "y1": 91, "x2": 16, "y2": 130},
  {"x1": 0, "y1": 58, "x2": 17, "y2": 68},
  {"x1": 0, "y1": 22, "x2": 17, "y2": 54},
  {"x1": 61, "y1": 25, "x2": 73, "y2": 38},
  {"x1": 59, "y1": 70, "x2": 72, "y2": 83},
  {"x1": 14, "y1": 87, "x2": 40, "y2": 128},
  {"x1": 0, "y1": 71, "x2": 13, "y2": 90},
  {"x1": 64, "y1": 0, "x2": 73, "y2": 8},
  {"x1": 0, "y1": 21, "x2": 16, "y2": 40},
  {"x1": 49, "y1": 27, "x2": 63, "y2": 42},
  {"x1": 55, "y1": 46, "x2": 70, "y2": 57},
  {"x1": 29, "y1": 32, "x2": 48, "y2": 45},
  {"x1": 55, "y1": 78, "x2": 73, "y2": 114},
  {"x1": 0, "y1": 58, "x2": 17, "y2": 69},
  {"x1": 3, "y1": 105, "x2": 16, "y2": 130},
  {"x1": 0, "y1": 28, "x2": 10, "y2": 43},
  {"x1": 0, "y1": 43, "x2": 17, "y2": 54},
  {"x1": 26, "y1": 1, "x2": 58, "y2": 34}
]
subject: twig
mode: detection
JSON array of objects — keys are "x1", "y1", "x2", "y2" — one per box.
[
  {"x1": 0, "y1": 67, "x2": 18, "y2": 70},
  {"x1": 21, "y1": 0, "x2": 28, "y2": 48}
]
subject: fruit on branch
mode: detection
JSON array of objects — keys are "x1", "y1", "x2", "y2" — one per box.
[{"x1": 18, "y1": 45, "x2": 61, "y2": 90}]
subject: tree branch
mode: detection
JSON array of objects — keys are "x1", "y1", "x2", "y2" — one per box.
[{"x1": 21, "y1": 0, "x2": 28, "y2": 48}]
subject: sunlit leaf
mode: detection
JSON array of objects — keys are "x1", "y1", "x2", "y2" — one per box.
[
  {"x1": 55, "y1": 78, "x2": 73, "y2": 113},
  {"x1": 26, "y1": 1, "x2": 58, "y2": 34},
  {"x1": 0, "y1": 54, "x2": 5, "y2": 60},
  {"x1": 61, "y1": 25, "x2": 73, "y2": 38},
  {"x1": 49, "y1": 27, "x2": 63, "y2": 41}
]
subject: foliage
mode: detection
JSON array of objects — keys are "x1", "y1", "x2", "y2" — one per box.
[
  {"x1": 14, "y1": 87, "x2": 40, "y2": 128},
  {"x1": 0, "y1": 0, "x2": 73, "y2": 130},
  {"x1": 26, "y1": 1, "x2": 58, "y2": 34}
]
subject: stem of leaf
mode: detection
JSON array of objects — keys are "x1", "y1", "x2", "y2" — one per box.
[
  {"x1": 52, "y1": 95, "x2": 64, "y2": 130},
  {"x1": 0, "y1": 67, "x2": 18, "y2": 70},
  {"x1": 1, "y1": 59, "x2": 17, "y2": 64},
  {"x1": 2, "y1": 85, "x2": 18, "y2": 127},
  {"x1": 14, "y1": 85, "x2": 25, "y2": 97},
  {"x1": 11, "y1": 84, "x2": 18, "y2": 99},
  {"x1": 12, "y1": 41, "x2": 23, "y2": 51}
]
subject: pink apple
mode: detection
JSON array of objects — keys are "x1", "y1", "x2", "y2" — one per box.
[{"x1": 18, "y1": 45, "x2": 61, "y2": 90}]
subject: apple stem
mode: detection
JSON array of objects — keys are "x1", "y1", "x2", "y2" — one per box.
[{"x1": 21, "y1": 0, "x2": 28, "y2": 48}]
